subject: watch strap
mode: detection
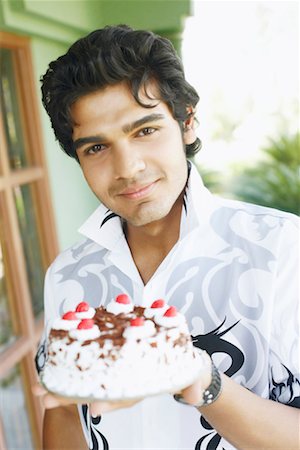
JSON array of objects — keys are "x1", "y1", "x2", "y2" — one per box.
[
  {"x1": 201, "y1": 360, "x2": 222, "y2": 406},
  {"x1": 173, "y1": 360, "x2": 222, "y2": 408}
]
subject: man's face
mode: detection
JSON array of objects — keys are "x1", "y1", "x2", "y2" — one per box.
[{"x1": 72, "y1": 81, "x2": 188, "y2": 228}]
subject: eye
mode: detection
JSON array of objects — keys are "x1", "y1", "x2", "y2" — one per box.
[
  {"x1": 84, "y1": 144, "x2": 107, "y2": 155},
  {"x1": 136, "y1": 127, "x2": 156, "y2": 137}
]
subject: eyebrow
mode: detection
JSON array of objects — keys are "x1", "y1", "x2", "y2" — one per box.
[
  {"x1": 122, "y1": 113, "x2": 165, "y2": 134},
  {"x1": 73, "y1": 113, "x2": 165, "y2": 150}
]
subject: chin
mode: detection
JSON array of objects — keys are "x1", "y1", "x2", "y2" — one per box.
[{"x1": 125, "y1": 204, "x2": 173, "y2": 227}]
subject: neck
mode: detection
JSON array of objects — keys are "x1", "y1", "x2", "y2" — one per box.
[{"x1": 124, "y1": 194, "x2": 184, "y2": 284}]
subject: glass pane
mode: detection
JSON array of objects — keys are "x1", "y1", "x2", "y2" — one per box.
[
  {"x1": 14, "y1": 184, "x2": 44, "y2": 317},
  {"x1": 0, "y1": 48, "x2": 29, "y2": 169},
  {"x1": 0, "y1": 364, "x2": 34, "y2": 450},
  {"x1": 0, "y1": 214, "x2": 16, "y2": 353}
]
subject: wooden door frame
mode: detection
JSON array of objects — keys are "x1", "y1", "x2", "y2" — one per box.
[{"x1": 0, "y1": 31, "x2": 59, "y2": 449}]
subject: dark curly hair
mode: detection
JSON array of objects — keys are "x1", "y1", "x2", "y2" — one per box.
[{"x1": 41, "y1": 25, "x2": 200, "y2": 161}]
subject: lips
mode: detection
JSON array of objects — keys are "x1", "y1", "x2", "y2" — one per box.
[{"x1": 118, "y1": 181, "x2": 158, "y2": 200}]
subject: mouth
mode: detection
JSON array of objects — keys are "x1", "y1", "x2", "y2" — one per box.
[{"x1": 118, "y1": 181, "x2": 158, "y2": 200}]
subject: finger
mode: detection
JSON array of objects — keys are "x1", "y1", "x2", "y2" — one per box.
[
  {"x1": 43, "y1": 394, "x2": 63, "y2": 409},
  {"x1": 31, "y1": 383, "x2": 71, "y2": 408},
  {"x1": 89, "y1": 401, "x2": 109, "y2": 417},
  {"x1": 43, "y1": 392, "x2": 77, "y2": 409},
  {"x1": 89, "y1": 398, "x2": 140, "y2": 417},
  {"x1": 37, "y1": 389, "x2": 77, "y2": 409},
  {"x1": 32, "y1": 384, "x2": 47, "y2": 396}
]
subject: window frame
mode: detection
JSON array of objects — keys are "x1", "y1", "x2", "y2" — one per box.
[{"x1": 0, "y1": 31, "x2": 59, "y2": 449}]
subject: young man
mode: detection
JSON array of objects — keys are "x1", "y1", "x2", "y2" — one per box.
[{"x1": 35, "y1": 25, "x2": 299, "y2": 450}]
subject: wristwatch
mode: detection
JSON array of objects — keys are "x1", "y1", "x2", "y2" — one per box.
[{"x1": 173, "y1": 360, "x2": 222, "y2": 408}]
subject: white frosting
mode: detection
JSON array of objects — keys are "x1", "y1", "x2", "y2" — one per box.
[
  {"x1": 52, "y1": 318, "x2": 80, "y2": 331},
  {"x1": 42, "y1": 339, "x2": 205, "y2": 400},
  {"x1": 106, "y1": 300, "x2": 134, "y2": 315},
  {"x1": 144, "y1": 304, "x2": 169, "y2": 318},
  {"x1": 123, "y1": 320, "x2": 155, "y2": 340},
  {"x1": 75, "y1": 307, "x2": 95, "y2": 319},
  {"x1": 69, "y1": 325, "x2": 101, "y2": 341},
  {"x1": 154, "y1": 313, "x2": 186, "y2": 329},
  {"x1": 42, "y1": 305, "x2": 206, "y2": 401}
]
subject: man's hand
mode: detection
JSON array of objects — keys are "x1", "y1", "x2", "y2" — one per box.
[
  {"x1": 174, "y1": 349, "x2": 212, "y2": 406},
  {"x1": 33, "y1": 383, "x2": 141, "y2": 416}
]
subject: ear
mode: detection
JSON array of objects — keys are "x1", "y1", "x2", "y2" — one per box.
[{"x1": 183, "y1": 108, "x2": 197, "y2": 145}]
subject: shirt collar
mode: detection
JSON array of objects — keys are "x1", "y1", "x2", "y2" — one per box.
[
  {"x1": 78, "y1": 161, "x2": 216, "y2": 249},
  {"x1": 176, "y1": 160, "x2": 216, "y2": 241},
  {"x1": 78, "y1": 204, "x2": 124, "y2": 251}
]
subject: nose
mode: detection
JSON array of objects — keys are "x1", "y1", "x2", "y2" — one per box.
[{"x1": 113, "y1": 144, "x2": 146, "y2": 180}]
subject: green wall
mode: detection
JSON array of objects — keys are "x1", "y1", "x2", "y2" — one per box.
[{"x1": 0, "y1": 0, "x2": 192, "y2": 250}]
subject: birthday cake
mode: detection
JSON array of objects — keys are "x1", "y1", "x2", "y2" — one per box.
[{"x1": 40, "y1": 294, "x2": 205, "y2": 401}]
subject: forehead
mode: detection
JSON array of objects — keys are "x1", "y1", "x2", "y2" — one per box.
[
  {"x1": 70, "y1": 82, "x2": 179, "y2": 143},
  {"x1": 71, "y1": 80, "x2": 170, "y2": 127}
]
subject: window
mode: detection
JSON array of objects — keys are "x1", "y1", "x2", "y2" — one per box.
[{"x1": 0, "y1": 32, "x2": 58, "y2": 449}]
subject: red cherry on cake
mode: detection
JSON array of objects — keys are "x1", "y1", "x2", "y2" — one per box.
[
  {"x1": 76, "y1": 301, "x2": 90, "y2": 312},
  {"x1": 164, "y1": 306, "x2": 177, "y2": 317},
  {"x1": 77, "y1": 319, "x2": 94, "y2": 329},
  {"x1": 62, "y1": 311, "x2": 77, "y2": 320},
  {"x1": 116, "y1": 294, "x2": 131, "y2": 304},
  {"x1": 130, "y1": 317, "x2": 145, "y2": 327},
  {"x1": 151, "y1": 299, "x2": 165, "y2": 308}
]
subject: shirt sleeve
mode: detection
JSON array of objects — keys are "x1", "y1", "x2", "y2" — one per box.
[
  {"x1": 269, "y1": 216, "x2": 300, "y2": 408},
  {"x1": 35, "y1": 265, "x2": 57, "y2": 374}
]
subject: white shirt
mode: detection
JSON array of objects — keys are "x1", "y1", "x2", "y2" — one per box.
[{"x1": 36, "y1": 163, "x2": 299, "y2": 450}]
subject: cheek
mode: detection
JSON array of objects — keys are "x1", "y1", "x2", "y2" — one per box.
[
  {"x1": 148, "y1": 138, "x2": 185, "y2": 168},
  {"x1": 82, "y1": 164, "x2": 106, "y2": 191}
]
